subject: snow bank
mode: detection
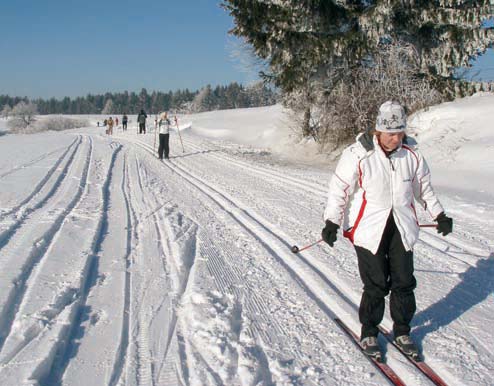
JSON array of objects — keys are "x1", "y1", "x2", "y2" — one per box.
[
  {"x1": 184, "y1": 105, "x2": 325, "y2": 163},
  {"x1": 408, "y1": 92, "x2": 494, "y2": 201}
]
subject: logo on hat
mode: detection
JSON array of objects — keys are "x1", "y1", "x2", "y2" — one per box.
[{"x1": 375, "y1": 101, "x2": 406, "y2": 133}]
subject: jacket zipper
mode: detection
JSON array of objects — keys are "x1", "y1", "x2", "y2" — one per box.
[
  {"x1": 388, "y1": 157, "x2": 395, "y2": 171},
  {"x1": 388, "y1": 153, "x2": 410, "y2": 250}
]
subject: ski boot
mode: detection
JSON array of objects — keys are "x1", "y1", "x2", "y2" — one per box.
[
  {"x1": 361, "y1": 336, "x2": 382, "y2": 362},
  {"x1": 395, "y1": 335, "x2": 420, "y2": 361}
]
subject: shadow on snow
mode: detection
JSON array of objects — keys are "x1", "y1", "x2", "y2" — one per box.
[{"x1": 413, "y1": 253, "x2": 494, "y2": 340}]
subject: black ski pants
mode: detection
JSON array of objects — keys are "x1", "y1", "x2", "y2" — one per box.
[
  {"x1": 139, "y1": 122, "x2": 146, "y2": 134},
  {"x1": 158, "y1": 133, "x2": 170, "y2": 159},
  {"x1": 355, "y1": 213, "x2": 416, "y2": 340},
  {"x1": 122, "y1": 121, "x2": 127, "y2": 130}
]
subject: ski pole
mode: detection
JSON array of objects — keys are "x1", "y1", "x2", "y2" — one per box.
[
  {"x1": 174, "y1": 116, "x2": 185, "y2": 153},
  {"x1": 291, "y1": 238, "x2": 324, "y2": 254},
  {"x1": 419, "y1": 224, "x2": 437, "y2": 228},
  {"x1": 153, "y1": 123, "x2": 158, "y2": 156}
]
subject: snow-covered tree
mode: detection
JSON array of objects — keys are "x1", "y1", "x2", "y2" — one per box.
[
  {"x1": 7, "y1": 101, "x2": 38, "y2": 131},
  {"x1": 244, "y1": 81, "x2": 277, "y2": 107},
  {"x1": 222, "y1": 1, "x2": 494, "y2": 94},
  {"x1": 191, "y1": 85, "x2": 214, "y2": 112},
  {"x1": 223, "y1": 1, "x2": 493, "y2": 143},
  {"x1": 102, "y1": 99, "x2": 114, "y2": 114},
  {"x1": 1, "y1": 104, "x2": 12, "y2": 119}
]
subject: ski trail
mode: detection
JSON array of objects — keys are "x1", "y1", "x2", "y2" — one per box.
[
  {"x1": 0, "y1": 136, "x2": 79, "y2": 218},
  {"x1": 181, "y1": 138, "x2": 328, "y2": 197},
  {"x1": 418, "y1": 230, "x2": 491, "y2": 267},
  {"x1": 131, "y1": 155, "x2": 156, "y2": 386},
  {"x1": 129, "y1": 153, "x2": 198, "y2": 386},
  {"x1": 0, "y1": 135, "x2": 82, "y2": 253},
  {"x1": 154, "y1": 209, "x2": 197, "y2": 386},
  {"x1": 38, "y1": 143, "x2": 123, "y2": 386},
  {"x1": 107, "y1": 153, "x2": 135, "y2": 386},
  {"x1": 131, "y1": 140, "x2": 317, "y2": 346},
  {"x1": 0, "y1": 135, "x2": 98, "y2": 386},
  {"x1": 0, "y1": 141, "x2": 77, "y2": 180},
  {"x1": 0, "y1": 136, "x2": 91, "y2": 355},
  {"x1": 179, "y1": 132, "x2": 327, "y2": 186}
]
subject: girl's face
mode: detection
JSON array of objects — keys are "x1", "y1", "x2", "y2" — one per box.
[{"x1": 379, "y1": 132, "x2": 405, "y2": 151}]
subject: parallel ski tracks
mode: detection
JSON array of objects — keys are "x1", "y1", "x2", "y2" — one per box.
[
  {"x1": 130, "y1": 139, "x2": 436, "y2": 385},
  {"x1": 0, "y1": 136, "x2": 79, "y2": 217},
  {"x1": 0, "y1": 141, "x2": 78, "y2": 180},
  {"x1": 125, "y1": 156, "x2": 154, "y2": 386},
  {"x1": 181, "y1": 138, "x2": 328, "y2": 198},
  {"x1": 133, "y1": 141, "x2": 310, "y2": 379},
  {"x1": 0, "y1": 135, "x2": 81, "y2": 252},
  {"x1": 43, "y1": 142, "x2": 122, "y2": 385},
  {"x1": 108, "y1": 154, "x2": 135, "y2": 386},
  {"x1": 0, "y1": 135, "x2": 92, "y2": 355}
]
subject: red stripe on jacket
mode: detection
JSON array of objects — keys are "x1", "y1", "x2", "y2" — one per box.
[{"x1": 343, "y1": 160, "x2": 366, "y2": 243}]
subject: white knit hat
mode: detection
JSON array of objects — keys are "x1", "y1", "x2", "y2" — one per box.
[{"x1": 375, "y1": 101, "x2": 406, "y2": 133}]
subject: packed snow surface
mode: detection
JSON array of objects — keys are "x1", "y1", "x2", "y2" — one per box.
[{"x1": 0, "y1": 94, "x2": 493, "y2": 385}]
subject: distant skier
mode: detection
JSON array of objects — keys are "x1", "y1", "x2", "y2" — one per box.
[
  {"x1": 137, "y1": 109, "x2": 147, "y2": 134},
  {"x1": 322, "y1": 101, "x2": 453, "y2": 361},
  {"x1": 107, "y1": 116, "x2": 114, "y2": 135},
  {"x1": 122, "y1": 113, "x2": 128, "y2": 131},
  {"x1": 157, "y1": 112, "x2": 171, "y2": 159},
  {"x1": 115, "y1": 117, "x2": 119, "y2": 127}
]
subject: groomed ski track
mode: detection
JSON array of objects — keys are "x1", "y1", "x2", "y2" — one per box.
[{"x1": 0, "y1": 126, "x2": 492, "y2": 385}]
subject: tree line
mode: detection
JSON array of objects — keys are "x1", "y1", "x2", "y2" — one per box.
[{"x1": 0, "y1": 81, "x2": 277, "y2": 115}]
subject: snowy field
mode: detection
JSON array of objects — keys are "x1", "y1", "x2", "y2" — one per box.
[{"x1": 0, "y1": 94, "x2": 493, "y2": 385}]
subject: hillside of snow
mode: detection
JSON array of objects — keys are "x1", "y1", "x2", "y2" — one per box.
[{"x1": 0, "y1": 94, "x2": 493, "y2": 385}]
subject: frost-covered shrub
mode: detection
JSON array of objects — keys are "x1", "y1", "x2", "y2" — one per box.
[
  {"x1": 8, "y1": 115, "x2": 89, "y2": 134},
  {"x1": 315, "y1": 44, "x2": 444, "y2": 150},
  {"x1": 6, "y1": 101, "x2": 38, "y2": 132},
  {"x1": 36, "y1": 116, "x2": 89, "y2": 132}
]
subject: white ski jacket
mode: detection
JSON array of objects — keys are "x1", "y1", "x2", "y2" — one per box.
[
  {"x1": 324, "y1": 133, "x2": 444, "y2": 254},
  {"x1": 158, "y1": 118, "x2": 170, "y2": 134}
]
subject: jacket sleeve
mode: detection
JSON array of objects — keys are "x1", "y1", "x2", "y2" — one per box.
[
  {"x1": 413, "y1": 152, "x2": 444, "y2": 218},
  {"x1": 324, "y1": 148, "x2": 360, "y2": 225}
]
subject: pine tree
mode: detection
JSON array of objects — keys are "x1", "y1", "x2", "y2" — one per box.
[{"x1": 222, "y1": 1, "x2": 494, "y2": 94}]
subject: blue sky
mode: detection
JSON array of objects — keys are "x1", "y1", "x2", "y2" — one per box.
[
  {"x1": 0, "y1": 0, "x2": 261, "y2": 98},
  {"x1": 0, "y1": 1, "x2": 492, "y2": 99}
]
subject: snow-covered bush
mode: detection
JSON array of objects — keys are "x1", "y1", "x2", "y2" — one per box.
[
  {"x1": 7, "y1": 101, "x2": 38, "y2": 132},
  {"x1": 36, "y1": 116, "x2": 89, "y2": 132},
  {"x1": 315, "y1": 44, "x2": 443, "y2": 150},
  {"x1": 8, "y1": 115, "x2": 88, "y2": 134}
]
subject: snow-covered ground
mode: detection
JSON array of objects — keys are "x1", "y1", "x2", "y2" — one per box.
[{"x1": 0, "y1": 94, "x2": 493, "y2": 386}]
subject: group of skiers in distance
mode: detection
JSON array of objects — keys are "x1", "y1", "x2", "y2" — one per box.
[
  {"x1": 98, "y1": 113, "x2": 128, "y2": 134},
  {"x1": 98, "y1": 109, "x2": 177, "y2": 161}
]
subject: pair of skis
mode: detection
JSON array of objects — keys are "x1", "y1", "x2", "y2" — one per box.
[{"x1": 335, "y1": 318, "x2": 448, "y2": 386}]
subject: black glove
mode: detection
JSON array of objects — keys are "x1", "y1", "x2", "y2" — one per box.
[
  {"x1": 435, "y1": 212, "x2": 453, "y2": 236},
  {"x1": 322, "y1": 220, "x2": 339, "y2": 247}
]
